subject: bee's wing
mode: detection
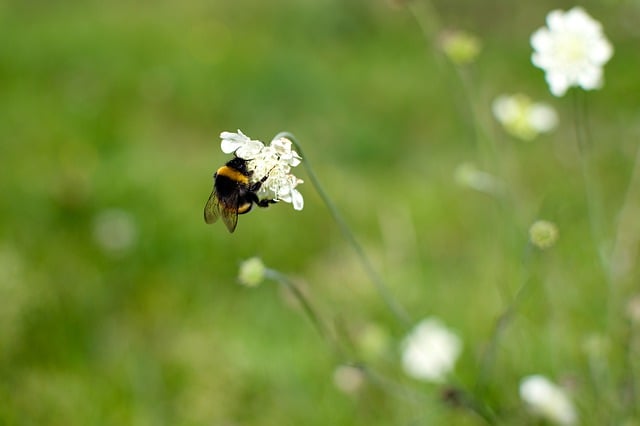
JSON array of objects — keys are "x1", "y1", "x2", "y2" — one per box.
[
  {"x1": 220, "y1": 205, "x2": 239, "y2": 233},
  {"x1": 204, "y1": 190, "x2": 219, "y2": 224},
  {"x1": 204, "y1": 189, "x2": 239, "y2": 233}
]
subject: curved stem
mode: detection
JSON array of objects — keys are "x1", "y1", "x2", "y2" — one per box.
[
  {"x1": 274, "y1": 132, "x2": 411, "y2": 326},
  {"x1": 265, "y1": 269, "x2": 331, "y2": 340}
]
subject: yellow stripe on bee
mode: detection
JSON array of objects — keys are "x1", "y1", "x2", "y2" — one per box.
[
  {"x1": 237, "y1": 202, "x2": 252, "y2": 214},
  {"x1": 216, "y1": 166, "x2": 249, "y2": 184}
]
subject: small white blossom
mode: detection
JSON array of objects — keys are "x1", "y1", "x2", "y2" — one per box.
[
  {"x1": 520, "y1": 375, "x2": 577, "y2": 425},
  {"x1": 531, "y1": 7, "x2": 613, "y2": 97},
  {"x1": 220, "y1": 130, "x2": 264, "y2": 159},
  {"x1": 492, "y1": 94, "x2": 558, "y2": 141},
  {"x1": 401, "y1": 318, "x2": 462, "y2": 383}
]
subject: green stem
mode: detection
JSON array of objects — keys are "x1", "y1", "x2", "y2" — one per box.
[
  {"x1": 475, "y1": 243, "x2": 533, "y2": 391},
  {"x1": 265, "y1": 268, "x2": 330, "y2": 342},
  {"x1": 274, "y1": 132, "x2": 412, "y2": 326},
  {"x1": 572, "y1": 90, "x2": 608, "y2": 278}
]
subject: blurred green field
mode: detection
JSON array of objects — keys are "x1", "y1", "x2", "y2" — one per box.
[{"x1": 1, "y1": 0, "x2": 640, "y2": 424}]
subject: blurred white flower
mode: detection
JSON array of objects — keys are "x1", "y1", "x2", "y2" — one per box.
[
  {"x1": 454, "y1": 162, "x2": 504, "y2": 196},
  {"x1": 237, "y1": 257, "x2": 266, "y2": 287},
  {"x1": 333, "y1": 365, "x2": 365, "y2": 394},
  {"x1": 520, "y1": 375, "x2": 577, "y2": 425},
  {"x1": 93, "y1": 209, "x2": 137, "y2": 255},
  {"x1": 220, "y1": 130, "x2": 264, "y2": 159},
  {"x1": 531, "y1": 7, "x2": 613, "y2": 97},
  {"x1": 492, "y1": 94, "x2": 558, "y2": 141},
  {"x1": 401, "y1": 318, "x2": 462, "y2": 383}
]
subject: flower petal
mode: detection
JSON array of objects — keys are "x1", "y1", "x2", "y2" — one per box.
[
  {"x1": 291, "y1": 189, "x2": 304, "y2": 211},
  {"x1": 577, "y1": 65, "x2": 603, "y2": 90},
  {"x1": 546, "y1": 71, "x2": 570, "y2": 97}
]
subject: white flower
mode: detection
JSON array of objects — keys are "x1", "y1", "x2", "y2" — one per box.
[
  {"x1": 531, "y1": 7, "x2": 613, "y2": 97},
  {"x1": 220, "y1": 130, "x2": 264, "y2": 159},
  {"x1": 401, "y1": 318, "x2": 462, "y2": 383},
  {"x1": 520, "y1": 375, "x2": 577, "y2": 425},
  {"x1": 492, "y1": 94, "x2": 558, "y2": 141},
  {"x1": 219, "y1": 130, "x2": 304, "y2": 211}
]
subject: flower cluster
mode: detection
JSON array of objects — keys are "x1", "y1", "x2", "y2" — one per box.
[
  {"x1": 220, "y1": 130, "x2": 304, "y2": 211},
  {"x1": 492, "y1": 93, "x2": 558, "y2": 141},
  {"x1": 531, "y1": 7, "x2": 613, "y2": 97}
]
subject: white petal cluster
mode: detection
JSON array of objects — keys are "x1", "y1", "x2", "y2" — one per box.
[
  {"x1": 401, "y1": 318, "x2": 462, "y2": 383},
  {"x1": 492, "y1": 94, "x2": 558, "y2": 141},
  {"x1": 531, "y1": 7, "x2": 613, "y2": 97},
  {"x1": 220, "y1": 130, "x2": 264, "y2": 159},
  {"x1": 219, "y1": 130, "x2": 304, "y2": 211},
  {"x1": 520, "y1": 375, "x2": 577, "y2": 425}
]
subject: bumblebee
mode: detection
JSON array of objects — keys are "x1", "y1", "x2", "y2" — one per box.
[{"x1": 204, "y1": 157, "x2": 275, "y2": 233}]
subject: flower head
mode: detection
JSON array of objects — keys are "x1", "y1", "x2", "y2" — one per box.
[
  {"x1": 401, "y1": 318, "x2": 462, "y2": 383},
  {"x1": 520, "y1": 375, "x2": 577, "y2": 425},
  {"x1": 531, "y1": 7, "x2": 613, "y2": 97},
  {"x1": 219, "y1": 131, "x2": 304, "y2": 211},
  {"x1": 529, "y1": 220, "x2": 559, "y2": 249},
  {"x1": 238, "y1": 257, "x2": 266, "y2": 287},
  {"x1": 492, "y1": 94, "x2": 558, "y2": 141},
  {"x1": 439, "y1": 30, "x2": 482, "y2": 65}
]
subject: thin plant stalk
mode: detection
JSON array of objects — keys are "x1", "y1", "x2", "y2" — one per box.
[
  {"x1": 475, "y1": 243, "x2": 533, "y2": 391},
  {"x1": 572, "y1": 91, "x2": 608, "y2": 275},
  {"x1": 611, "y1": 140, "x2": 640, "y2": 287},
  {"x1": 265, "y1": 268, "x2": 330, "y2": 342},
  {"x1": 571, "y1": 91, "x2": 615, "y2": 319},
  {"x1": 273, "y1": 132, "x2": 411, "y2": 326}
]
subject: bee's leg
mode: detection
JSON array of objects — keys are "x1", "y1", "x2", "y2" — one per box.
[
  {"x1": 247, "y1": 191, "x2": 275, "y2": 208},
  {"x1": 255, "y1": 199, "x2": 277, "y2": 208}
]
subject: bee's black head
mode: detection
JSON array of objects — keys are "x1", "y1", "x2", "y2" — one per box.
[{"x1": 226, "y1": 157, "x2": 250, "y2": 175}]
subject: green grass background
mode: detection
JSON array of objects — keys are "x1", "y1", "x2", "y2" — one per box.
[{"x1": 1, "y1": 0, "x2": 639, "y2": 424}]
